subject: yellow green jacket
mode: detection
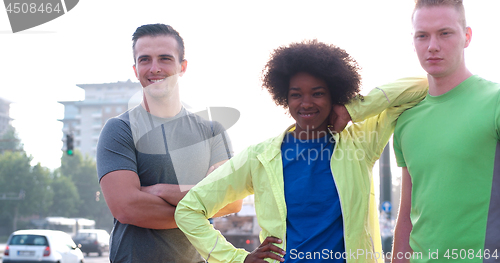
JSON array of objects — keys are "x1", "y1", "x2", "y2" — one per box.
[{"x1": 175, "y1": 77, "x2": 428, "y2": 263}]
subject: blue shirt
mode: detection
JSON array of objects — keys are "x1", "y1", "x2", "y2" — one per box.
[{"x1": 281, "y1": 133, "x2": 345, "y2": 262}]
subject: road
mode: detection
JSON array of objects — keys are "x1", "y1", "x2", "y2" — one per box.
[
  {"x1": 0, "y1": 251, "x2": 110, "y2": 263},
  {"x1": 81, "y1": 252, "x2": 110, "y2": 263}
]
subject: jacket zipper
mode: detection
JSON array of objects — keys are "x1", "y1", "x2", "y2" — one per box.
[
  {"x1": 329, "y1": 133, "x2": 348, "y2": 261},
  {"x1": 370, "y1": 236, "x2": 379, "y2": 263},
  {"x1": 205, "y1": 235, "x2": 219, "y2": 263}
]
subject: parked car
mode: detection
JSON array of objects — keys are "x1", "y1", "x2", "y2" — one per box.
[
  {"x1": 72, "y1": 229, "x2": 109, "y2": 256},
  {"x1": 3, "y1": 229, "x2": 84, "y2": 263}
]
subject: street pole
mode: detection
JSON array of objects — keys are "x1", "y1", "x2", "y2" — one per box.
[{"x1": 379, "y1": 144, "x2": 392, "y2": 254}]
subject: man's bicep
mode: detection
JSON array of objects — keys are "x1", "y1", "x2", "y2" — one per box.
[
  {"x1": 399, "y1": 167, "x2": 412, "y2": 214},
  {"x1": 397, "y1": 167, "x2": 413, "y2": 232},
  {"x1": 100, "y1": 170, "x2": 141, "y2": 216},
  {"x1": 392, "y1": 167, "x2": 413, "y2": 263}
]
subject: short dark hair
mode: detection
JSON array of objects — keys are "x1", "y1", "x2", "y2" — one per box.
[
  {"x1": 132, "y1": 23, "x2": 185, "y2": 63},
  {"x1": 412, "y1": 0, "x2": 466, "y2": 29},
  {"x1": 262, "y1": 39, "x2": 361, "y2": 109}
]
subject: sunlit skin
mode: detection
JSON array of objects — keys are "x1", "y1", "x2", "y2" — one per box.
[
  {"x1": 412, "y1": 6, "x2": 472, "y2": 95},
  {"x1": 288, "y1": 72, "x2": 332, "y2": 140},
  {"x1": 133, "y1": 35, "x2": 187, "y2": 99}
]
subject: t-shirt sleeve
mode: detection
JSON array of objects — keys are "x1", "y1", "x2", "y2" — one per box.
[
  {"x1": 209, "y1": 121, "x2": 234, "y2": 166},
  {"x1": 393, "y1": 126, "x2": 407, "y2": 168},
  {"x1": 96, "y1": 117, "x2": 138, "y2": 182}
]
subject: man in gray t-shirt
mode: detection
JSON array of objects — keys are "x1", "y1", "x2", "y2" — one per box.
[{"x1": 97, "y1": 24, "x2": 241, "y2": 263}]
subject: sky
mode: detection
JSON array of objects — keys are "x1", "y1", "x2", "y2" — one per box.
[{"x1": 0, "y1": 0, "x2": 499, "y2": 173}]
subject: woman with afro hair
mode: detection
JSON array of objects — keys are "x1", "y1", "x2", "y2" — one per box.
[{"x1": 176, "y1": 40, "x2": 428, "y2": 263}]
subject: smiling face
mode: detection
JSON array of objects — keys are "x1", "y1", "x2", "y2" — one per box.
[
  {"x1": 288, "y1": 72, "x2": 332, "y2": 140},
  {"x1": 133, "y1": 35, "x2": 187, "y2": 98},
  {"x1": 412, "y1": 5, "x2": 471, "y2": 79}
]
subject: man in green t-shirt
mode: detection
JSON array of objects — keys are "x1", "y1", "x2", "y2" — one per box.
[{"x1": 392, "y1": 1, "x2": 500, "y2": 263}]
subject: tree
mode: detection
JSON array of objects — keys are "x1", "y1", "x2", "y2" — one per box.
[
  {"x1": 60, "y1": 150, "x2": 113, "y2": 230},
  {"x1": 0, "y1": 151, "x2": 31, "y2": 232},
  {"x1": 49, "y1": 173, "x2": 79, "y2": 217},
  {"x1": 0, "y1": 151, "x2": 52, "y2": 232},
  {"x1": 0, "y1": 125, "x2": 23, "y2": 153},
  {"x1": 15, "y1": 163, "x2": 53, "y2": 219},
  {"x1": 29, "y1": 164, "x2": 54, "y2": 216}
]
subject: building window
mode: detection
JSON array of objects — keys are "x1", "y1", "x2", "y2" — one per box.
[
  {"x1": 116, "y1": 106, "x2": 123, "y2": 113},
  {"x1": 105, "y1": 107, "x2": 111, "y2": 113}
]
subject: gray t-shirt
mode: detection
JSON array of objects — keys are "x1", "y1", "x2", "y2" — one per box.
[{"x1": 96, "y1": 106, "x2": 233, "y2": 263}]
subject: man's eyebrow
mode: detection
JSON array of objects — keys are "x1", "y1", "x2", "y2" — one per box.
[
  {"x1": 137, "y1": 54, "x2": 175, "y2": 61},
  {"x1": 159, "y1": 54, "x2": 175, "y2": 59},
  {"x1": 414, "y1": 27, "x2": 454, "y2": 34},
  {"x1": 437, "y1": 27, "x2": 454, "y2": 32},
  {"x1": 137, "y1": 55, "x2": 150, "y2": 60}
]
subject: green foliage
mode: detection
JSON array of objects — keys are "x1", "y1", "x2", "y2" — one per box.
[
  {"x1": 23, "y1": 164, "x2": 53, "y2": 216},
  {"x1": 0, "y1": 151, "x2": 32, "y2": 216},
  {"x1": 49, "y1": 174, "x2": 79, "y2": 217},
  {"x1": 61, "y1": 150, "x2": 100, "y2": 217},
  {"x1": 0, "y1": 151, "x2": 53, "y2": 233},
  {"x1": 0, "y1": 125, "x2": 23, "y2": 153},
  {"x1": 0, "y1": 150, "x2": 30, "y2": 234},
  {"x1": 0, "y1": 126, "x2": 113, "y2": 234},
  {"x1": 59, "y1": 150, "x2": 114, "y2": 230}
]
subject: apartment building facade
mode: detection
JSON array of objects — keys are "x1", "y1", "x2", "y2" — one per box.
[
  {"x1": 0, "y1": 97, "x2": 12, "y2": 135},
  {"x1": 58, "y1": 80, "x2": 142, "y2": 159}
]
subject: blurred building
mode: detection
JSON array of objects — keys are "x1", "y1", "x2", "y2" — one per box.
[
  {"x1": 0, "y1": 97, "x2": 12, "y2": 135},
  {"x1": 58, "y1": 80, "x2": 142, "y2": 159}
]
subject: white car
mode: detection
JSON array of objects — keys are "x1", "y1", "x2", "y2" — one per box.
[{"x1": 3, "y1": 229, "x2": 84, "y2": 263}]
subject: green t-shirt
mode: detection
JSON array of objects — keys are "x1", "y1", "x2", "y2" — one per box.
[{"x1": 394, "y1": 75, "x2": 500, "y2": 263}]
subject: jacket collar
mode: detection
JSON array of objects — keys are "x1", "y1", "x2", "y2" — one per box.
[{"x1": 258, "y1": 124, "x2": 295, "y2": 163}]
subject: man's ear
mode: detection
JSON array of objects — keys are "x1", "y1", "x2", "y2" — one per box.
[
  {"x1": 464, "y1": 27, "x2": 472, "y2": 48},
  {"x1": 179, "y1": 60, "x2": 188, "y2": 77},
  {"x1": 133, "y1": 64, "x2": 139, "y2": 80}
]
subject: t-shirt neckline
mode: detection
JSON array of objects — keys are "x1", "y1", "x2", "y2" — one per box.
[{"x1": 425, "y1": 75, "x2": 479, "y2": 103}]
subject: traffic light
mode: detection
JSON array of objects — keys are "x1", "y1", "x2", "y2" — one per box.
[{"x1": 66, "y1": 134, "x2": 74, "y2": 156}]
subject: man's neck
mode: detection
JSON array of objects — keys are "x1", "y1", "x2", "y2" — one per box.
[
  {"x1": 428, "y1": 68, "x2": 473, "y2": 96},
  {"x1": 141, "y1": 92, "x2": 182, "y2": 118}
]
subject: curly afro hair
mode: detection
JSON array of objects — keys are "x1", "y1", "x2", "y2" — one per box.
[{"x1": 262, "y1": 39, "x2": 361, "y2": 109}]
